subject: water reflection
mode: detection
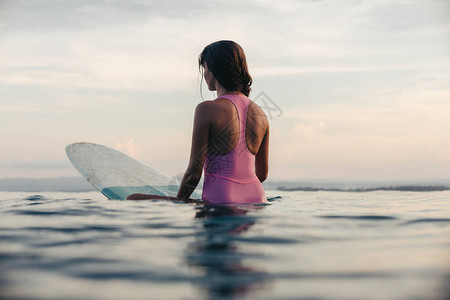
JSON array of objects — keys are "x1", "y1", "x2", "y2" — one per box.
[{"x1": 185, "y1": 205, "x2": 272, "y2": 298}]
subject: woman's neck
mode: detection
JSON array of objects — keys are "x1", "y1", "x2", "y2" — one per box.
[{"x1": 216, "y1": 85, "x2": 240, "y2": 97}]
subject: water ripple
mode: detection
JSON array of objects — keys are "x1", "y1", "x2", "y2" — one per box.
[
  {"x1": 1, "y1": 191, "x2": 449, "y2": 300},
  {"x1": 402, "y1": 218, "x2": 450, "y2": 225},
  {"x1": 24, "y1": 195, "x2": 47, "y2": 201},
  {"x1": 319, "y1": 215, "x2": 398, "y2": 221}
]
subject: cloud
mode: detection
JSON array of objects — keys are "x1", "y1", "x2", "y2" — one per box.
[
  {"x1": 114, "y1": 138, "x2": 141, "y2": 159},
  {"x1": 1, "y1": 0, "x2": 448, "y2": 92},
  {"x1": 269, "y1": 97, "x2": 450, "y2": 179},
  {"x1": 0, "y1": 0, "x2": 205, "y2": 32},
  {"x1": 0, "y1": 0, "x2": 287, "y2": 33},
  {"x1": 0, "y1": 0, "x2": 449, "y2": 180},
  {"x1": 3, "y1": 161, "x2": 71, "y2": 170}
]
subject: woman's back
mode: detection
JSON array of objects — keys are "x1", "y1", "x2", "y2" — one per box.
[{"x1": 207, "y1": 94, "x2": 269, "y2": 156}]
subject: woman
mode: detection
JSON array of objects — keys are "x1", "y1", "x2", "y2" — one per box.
[{"x1": 127, "y1": 40, "x2": 269, "y2": 204}]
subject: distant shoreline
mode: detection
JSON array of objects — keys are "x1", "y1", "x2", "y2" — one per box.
[
  {"x1": 0, "y1": 177, "x2": 449, "y2": 193},
  {"x1": 276, "y1": 185, "x2": 450, "y2": 192},
  {"x1": 0, "y1": 177, "x2": 95, "y2": 192}
]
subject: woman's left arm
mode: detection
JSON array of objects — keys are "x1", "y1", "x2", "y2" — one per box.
[{"x1": 177, "y1": 102, "x2": 211, "y2": 200}]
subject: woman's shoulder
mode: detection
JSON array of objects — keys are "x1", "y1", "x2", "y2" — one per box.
[
  {"x1": 248, "y1": 100, "x2": 269, "y2": 122},
  {"x1": 196, "y1": 98, "x2": 232, "y2": 111},
  {"x1": 195, "y1": 99, "x2": 216, "y2": 110},
  {"x1": 194, "y1": 100, "x2": 222, "y2": 119}
]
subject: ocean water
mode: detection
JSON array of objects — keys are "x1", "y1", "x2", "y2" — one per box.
[{"x1": 0, "y1": 190, "x2": 449, "y2": 300}]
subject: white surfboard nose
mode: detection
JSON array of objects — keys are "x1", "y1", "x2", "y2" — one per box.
[{"x1": 65, "y1": 142, "x2": 202, "y2": 200}]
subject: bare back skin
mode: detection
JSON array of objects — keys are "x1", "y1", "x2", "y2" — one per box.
[{"x1": 207, "y1": 97, "x2": 268, "y2": 156}]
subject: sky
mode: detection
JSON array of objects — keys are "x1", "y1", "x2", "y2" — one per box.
[{"x1": 1, "y1": 0, "x2": 449, "y2": 181}]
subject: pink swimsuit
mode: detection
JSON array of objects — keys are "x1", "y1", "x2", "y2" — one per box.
[{"x1": 202, "y1": 94, "x2": 268, "y2": 205}]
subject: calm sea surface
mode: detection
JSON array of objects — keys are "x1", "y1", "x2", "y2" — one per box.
[{"x1": 1, "y1": 190, "x2": 449, "y2": 299}]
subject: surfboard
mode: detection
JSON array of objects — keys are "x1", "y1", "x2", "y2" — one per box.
[{"x1": 65, "y1": 142, "x2": 202, "y2": 200}]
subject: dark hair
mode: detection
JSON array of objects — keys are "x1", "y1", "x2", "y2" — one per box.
[{"x1": 198, "y1": 40, "x2": 252, "y2": 96}]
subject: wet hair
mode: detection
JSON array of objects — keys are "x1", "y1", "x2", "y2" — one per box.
[{"x1": 198, "y1": 40, "x2": 252, "y2": 97}]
